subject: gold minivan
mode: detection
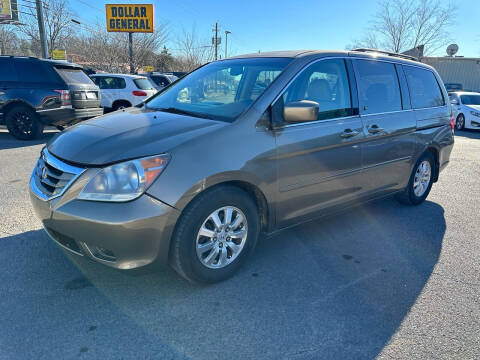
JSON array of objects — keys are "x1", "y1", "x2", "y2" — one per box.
[{"x1": 30, "y1": 49, "x2": 454, "y2": 283}]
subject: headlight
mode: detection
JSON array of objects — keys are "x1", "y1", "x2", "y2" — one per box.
[
  {"x1": 77, "y1": 154, "x2": 169, "y2": 202},
  {"x1": 470, "y1": 111, "x2": 480, "y2": 117}
]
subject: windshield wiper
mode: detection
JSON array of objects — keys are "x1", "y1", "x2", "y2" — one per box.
[{"x1": 154, "y1": 107, "x2": 213, "y2": 120}]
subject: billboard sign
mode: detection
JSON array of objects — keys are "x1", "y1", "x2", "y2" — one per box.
[
  {"x1": 106, "y1": 4, "x2": 154, "y2": 33},
  {"x1": 0, "y1": 0, "x2": 19, "y2": 22}
]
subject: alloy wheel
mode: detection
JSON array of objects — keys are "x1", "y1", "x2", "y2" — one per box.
[
  {"x1": 413, "y1": 160, "x2": 431, "y2": 197},
  {"x1": 195, "y1": 206, "x2": 248, "y2": 269},
  {"x1": 10, "y1": 111, "x2": 34, "y2": 138}
]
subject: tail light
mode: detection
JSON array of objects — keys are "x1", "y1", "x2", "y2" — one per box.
[
  {"x1": 450, "y1": 117, "x2": 455, "y2": 131},
  {"x1": 54, "y1": 90, "x2": 71, "y2": 106},
  {"x1": 132, "y1": 90, "x2": 147, "y2": 96}
]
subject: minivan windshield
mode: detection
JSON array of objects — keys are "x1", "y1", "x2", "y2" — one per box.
[
  {"x1": 145, "y1": 57, "x2": 292, "y2": 122},
  {"x1": 460, "y1": 94, "x2": 480, "y2": 105}
]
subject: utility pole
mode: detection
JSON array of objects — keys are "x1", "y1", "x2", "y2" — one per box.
[
  {"x1": 35, "y1": 0, "x2": 48, "y2": 58},
  {"x1": 225, "y1": 30, "x2": 231, "y2": 59},
  {"x1": 214, "y1": 21, "x2": 218, "y2": 60},
  {"x1": 128, "y1": 32, "x2": 134, "y2": 74}
]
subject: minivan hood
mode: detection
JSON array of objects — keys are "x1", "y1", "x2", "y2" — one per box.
[{"x1": 47, "y1": 107, "x2": 226, "y2": 166}]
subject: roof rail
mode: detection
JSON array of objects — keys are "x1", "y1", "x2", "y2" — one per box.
[{"x1": 352, "y1": 48, "x2": 417, "y2": 61}]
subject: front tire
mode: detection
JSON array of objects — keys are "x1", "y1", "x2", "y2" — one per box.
[
  {"x1": 5, "y1": 105, "x2": 44, "y2": 140},
  {"x1": 395, "y1": 152, "x2": 434, "y2": 206},
  {"x1": 456, "y1": 114, "x2": 465, "y2": 130},
  {"x1": 170, "y1": 186, "x2": 260, "y2": 283}
]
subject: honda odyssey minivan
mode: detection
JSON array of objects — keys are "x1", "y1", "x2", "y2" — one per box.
[{"x1": 29, "y1": 49, "x2": 454, "y2": 283}]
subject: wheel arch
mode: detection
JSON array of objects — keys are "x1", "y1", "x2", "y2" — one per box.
[
  {"x1": 112, "y1": 99, "x2": 132, "y2": 108},
  {"x1": 2, "y1": 99, "x2": 37, "y2": 118},
  {"x1": 425, "y1": 146, "x2": 439, "y2": 182},
  {"x1": 170, "y1": 173, "x2": 273, "y2": 234}
]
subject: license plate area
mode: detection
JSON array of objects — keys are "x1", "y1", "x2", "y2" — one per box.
[{"x1": 85, "y1": 92, "x2": 97, "y2": 99}]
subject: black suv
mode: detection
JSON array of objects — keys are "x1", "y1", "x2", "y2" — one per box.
[{"x1": 0, "y1": 56, "x2": 103, "y2": 140}]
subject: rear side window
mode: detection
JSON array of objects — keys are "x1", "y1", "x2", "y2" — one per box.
[
  {"x1": 14, "y1": 60, "x2": 53, "y2": 83},
  {"x1": 355, "y1": 60, "x2": 402, "y2": 114},
  {"x1": 0, "y1": 58, "x2": 17, "y2": 81},
  {"x1": 404, "y1": 66, "x2": 444, "y2": 109},
  {"x1": 134, "y1": 78, "x2": 154, "y2": 90},
  {"x1": 93, "y1": 77, "x2": 126, "y2": 89},
  {"x1": 55, "y1": 67, "x2": 94, "y2": 85}
]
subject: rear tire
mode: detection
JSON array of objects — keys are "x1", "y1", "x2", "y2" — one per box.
[
  {"x1": 5, "y1": 105, "x2": 44, "y2": 140},
  {"x1": 395, "y1": 152, "x2": 434, "y2": 206},
  {"x1": 456, "y1": 114, "x2": 465, "y2": 130},
  {"x1": 170, "y1": 185, "x2": 260, "y2": 283},
  {"x1": 112, "y1": 101, "x2": 131, "y2": 111}
]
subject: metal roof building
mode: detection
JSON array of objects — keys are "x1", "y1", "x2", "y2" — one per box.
[{"x1": 420, "y1": 56, "x2": 480, "y2": 92}]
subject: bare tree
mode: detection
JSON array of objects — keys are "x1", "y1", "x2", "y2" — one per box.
[
  {"x1": 18, "y1": 0, "x2": 73, "y2": 56},
  {"x1": 66, "y1": 22, "x2": 168, "y2": 73},
  {"x1": 351, "y1": 0, "x2": 456, "y2": 55},
  {"x1": 0, "y1": 25, "x2": 20, "y2": 55},
  {"x1": 410, "y1": 0, "x2": 455, "y2": 53},
  {"x1": 174, "y1": 27, "x2": 214, "y2": 72}
]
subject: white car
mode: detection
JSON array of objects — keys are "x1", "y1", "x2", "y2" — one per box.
[
  {"x1": 90, "y1": 74, "x2": 157, "y2": 111},
  {"x1": 449, "y1": 91, "x2": 480, "y2": 130}
]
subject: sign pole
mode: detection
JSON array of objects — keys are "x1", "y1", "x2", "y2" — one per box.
[
  {"x1": 35, "y1": 0, "x2": 48, "y2": 58},
  {"x1": 128, "y1": 32, "x2": 134, "y2": 74}
]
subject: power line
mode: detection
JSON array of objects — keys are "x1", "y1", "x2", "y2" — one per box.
[{"x1": 73, "y1": 0, "x2": 104, "y2": 13}]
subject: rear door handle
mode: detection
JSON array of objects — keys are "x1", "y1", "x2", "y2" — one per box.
[
  {"x1": 368, "y1": 124, "x2": 384, "y2": 134},
  {"x1": 340, "y1": 129, "x2": 360, "y2": 138}
]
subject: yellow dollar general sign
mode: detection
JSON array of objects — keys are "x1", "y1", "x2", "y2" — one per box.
[
  {"x1": 106, "y1": 4, "x2": 154, "y2": 33},
  {"x1": 52, "y1": 50, "x2": 66, "y2": 60}
]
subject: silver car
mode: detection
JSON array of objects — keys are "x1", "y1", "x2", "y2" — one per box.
[{"x1": 29, "y1": 49, "x2": 454, "y2": 283}]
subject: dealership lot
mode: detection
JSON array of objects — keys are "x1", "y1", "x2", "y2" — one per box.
[{"x1": 0, "y1": 129, "x2": 479, "y2": 359}]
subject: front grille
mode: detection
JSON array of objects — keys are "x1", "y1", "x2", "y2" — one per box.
[{"x1": 31, "y1": 149, "x2": 84, "y2": 201}]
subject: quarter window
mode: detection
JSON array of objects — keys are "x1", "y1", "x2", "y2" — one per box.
[
  {"x1": 279, "y1": 59, "x2": 353, "y2": 121},
  {"x1": 355, "y1": 60, "x2": 402, "y2": 114},
  {"x1": 404, "y1": 66, "x2": 444, "y2": 109}
]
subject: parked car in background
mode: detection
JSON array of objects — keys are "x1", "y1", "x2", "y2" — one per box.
[
  {"x1": 30, "y1": 49, "x2": 454, "y2": 283},
  {"x1": 0, "y1": 56, "x2": 102, "y2": 140},
  {"x1": 90, "y1": 74, "x2": 157, "y2": 111},
  {"x1": 166, "y1": 71, "x2": 187, "y2": 79},
  {"x1": 144, "y1": 72, "x2": 178, "y2": 91},
  {"x1": 448, "y1": 91, "x2": 480, "y2": 130}
]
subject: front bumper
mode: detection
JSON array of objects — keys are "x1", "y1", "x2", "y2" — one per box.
[
  {"x1": 30, "y1": 184, "x2": 180, "y2": 270},
  {"x1": 37, "y1": 107, "x2": 104, "y2": 127}
]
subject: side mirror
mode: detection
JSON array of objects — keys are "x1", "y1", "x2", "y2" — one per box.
[
  {"x1": 283, "y1": 100, "x2": 319, "y2": 123},
  {"x1": 450, "y1": 99, "x2": 458, "y2": 105}
]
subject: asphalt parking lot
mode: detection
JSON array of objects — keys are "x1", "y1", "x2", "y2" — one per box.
[{"x1": 1, "y1": 129, "x2": 479, "y2": 360}]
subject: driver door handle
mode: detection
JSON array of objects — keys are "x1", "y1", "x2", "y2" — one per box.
[{"x1": 368, "y1": 124, "x2": 384, "y2": 134}]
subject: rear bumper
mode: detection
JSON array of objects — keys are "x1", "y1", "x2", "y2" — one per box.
[
  {"x1": 30, "y1": 186, "x2": 180, "y2": 269},
  {"x1": 37, "y1": 107, "x2": 104, "y2": 126}
]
